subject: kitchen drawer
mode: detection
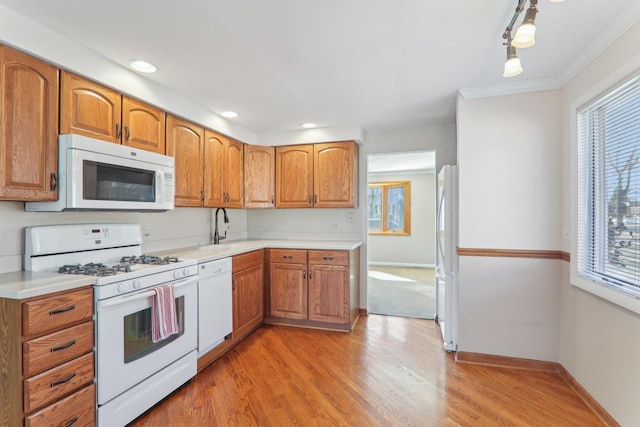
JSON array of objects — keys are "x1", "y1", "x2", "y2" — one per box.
[
  {"x1": 23, "y1": 287, "x2": 93, "y2": 338},
  {"x1": 269, "y1": 249, "x2": 307, "y2": 264},
  {"x1": 23, "y1": 321, "x2": 94, "y2": 377},
  {"x1": 308, "y1": 250, "x2": 348, "y2": 266},
  {"x1": 25, "y1": 383, "x2": 95, "y2": 427},
  {"x1": 232, "y1": 249, "x2": 263, "y2": 273},
  {"x1": 24, "y1": 352, "x2": 94, "y2": 413}
]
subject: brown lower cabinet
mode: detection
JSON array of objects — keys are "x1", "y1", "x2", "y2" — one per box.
[
  {"x1": 0, "y1": 286, "x2": 95, "y2": 427},
  {"x1": 266, "y1": 248, "x2": 360, "y2": 331}
]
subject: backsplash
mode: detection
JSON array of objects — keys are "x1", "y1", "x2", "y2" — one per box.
[
  {"x1": 0, "y1": 202, "x2": 248, "y2": 274},
  {"x1": 0, "y1": 202, "x2": 361, "y2": 274}
]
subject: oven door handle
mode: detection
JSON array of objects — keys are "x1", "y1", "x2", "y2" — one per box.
[{"x1": 99, "y1": 276, "x2": 198, "y2": 310}]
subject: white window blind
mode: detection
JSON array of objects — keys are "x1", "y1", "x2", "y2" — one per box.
[{"x1": 577, "y1": 76, "x2": 640, "y2": 297}]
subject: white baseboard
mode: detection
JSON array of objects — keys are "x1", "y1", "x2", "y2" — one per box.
[{"x1": 368, "y1": 262, "x2": 434, "y2": 268}]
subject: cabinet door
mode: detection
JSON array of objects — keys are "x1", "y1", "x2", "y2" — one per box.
[
  {"x1": 203, "y1": 129, "x2": 226, "y2": 207},
  {"x1": 225, "y1": 138, "x2": 244, "y2": 208},
  {"x1": 244, "y1": 145, "x2": 275, "y2": 208},
  {"x1": 166, "y1": 115, "x2": 204, "y2": 207},
  {"x1": 308, "y1": 264, "x2": 349, "y2": 324},
  {"x1": 232, "y1": 264, "x2": 264, "y2": 338},
  {"x1": 269, "y1": 263, "x2": 307, "y2": 319},
  {"x1": 60, "y1": 72, "x2": 122, "y2": 143},
  {"x1": 275, "y1": 145, "x2": 314, "y2": 208},
  {"x1": 122, "y1": 97, "x2": 165, "y2": 154},
  {"x1": 314, "y1": 141, "x2": 357, "y2": 208},
  {"x1": 0, "y1": 47, "x2": 59, "y2": 201}
]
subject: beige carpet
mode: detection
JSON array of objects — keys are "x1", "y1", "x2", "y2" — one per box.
[{"x1": 367, "y1": 265, "x2": 435, "y2": 319}]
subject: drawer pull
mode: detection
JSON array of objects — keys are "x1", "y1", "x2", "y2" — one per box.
[
  {"x1": 63, "y1": 416, "x2": 78, "y2": 427},
  {"x1": 322, "y1": 257, "x2": 334, "y2": 260},
  {"x1": 51, "y1": 372, "x2": 76, "y2": 387},
  {"x1": 51, "y1": 340, "x2": 76, "y2": 352},
  {"x1": 283, "y1": 255, "x2": 293, "y2": 259},
  {"x1": 50, "y1": 304, "x2": 75, "y2": 315}
]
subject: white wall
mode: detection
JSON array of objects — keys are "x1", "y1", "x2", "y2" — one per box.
[
  {"x1": 456, "y1": 89, "x2": 563, "y2": 362},
  {"x1": 558, "y1": 19, "x2": 640, "y2": 427},
  {"x1": 367, "y1": 172, "x2": 436, "y2": 267}
]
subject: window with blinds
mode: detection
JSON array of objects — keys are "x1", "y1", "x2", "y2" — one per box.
[{"x1": 577, "y1": 76, "x2": 640, "y2": 297}]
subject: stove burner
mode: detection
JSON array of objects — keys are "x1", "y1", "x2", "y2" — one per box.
[
  {"x1": 58, "y1": 263, "x2": 121, "y2": 276},
  {"x1": 119, "y1": 255, "x2": 179, "y2": 265}
]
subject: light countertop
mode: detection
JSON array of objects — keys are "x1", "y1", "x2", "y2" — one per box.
[
  {"x1": 0, "y1": 271, "x2": 94, "y2": 300},
  {"x1": 161, "y1": 239, "x2": 362, "y2": 264},
  {"x1": 0, "y1": 239, "x2": 362, "y2": 299}
]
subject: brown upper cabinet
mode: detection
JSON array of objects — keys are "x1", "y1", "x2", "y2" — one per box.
[
  {"x1": 0, "y1": 46, "x2": 59, "y2": 201},
  {"x1": 60, "y1": 72, "x2": 166, "y2": 154},
  {"x1": 204, "y1": 129, "x2": 244, "y2": 208},
  {"x1": 275, "y1": 141, "x2": 358, "y2": 208},
  {"x1": 122, "y1": 97, "x2": 166, "y2": 154},
  {"x1": 244, "y1": 145, "x2": 275, "y2": 208},
  {"x1": 166, "y1": 115, "x2": 205, "y2": 207}
]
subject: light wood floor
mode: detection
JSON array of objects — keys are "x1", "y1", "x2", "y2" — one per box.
[{"x1": 128, "y1": 315, "x2": 603, "y2": 426}]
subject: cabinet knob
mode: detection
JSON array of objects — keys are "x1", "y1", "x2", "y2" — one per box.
[
  {"x1": 125, "y1": 125, "x2": 131, "y2": 142},
  {"x1": 50, "y1": 172, "x2": 58, "y2": 191},
  {"x1": 116, "y1": 123, "x2": 122, "y2": 140}
]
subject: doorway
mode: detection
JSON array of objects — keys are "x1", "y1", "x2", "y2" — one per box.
[{"x1": 367, "y1": 151, "x2": 437, "y2": 319}]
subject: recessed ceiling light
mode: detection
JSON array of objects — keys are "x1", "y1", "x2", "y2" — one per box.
[
  {"x1": 302, "y1": 123, "x2": 317, "y2": 128},
  {"x1": 221, "y1": 111, "x2": 239, "y2": 118},
  {"x1": 130, "y1": 60, "x2": 157, "y2": 73}
]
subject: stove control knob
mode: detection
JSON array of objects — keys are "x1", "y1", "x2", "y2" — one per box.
[
  {"x1": 118, "y1": 282, "x2": 130, "y2": 293},
  {"x1": 183, "y1": 268, "x2": 191, "y2": 276},
  {"x1": 173, "y1": 270, "x2": 182, "y2": 279},
  {"x1": 133, "y1": 279, "x2": 142, "y2": 289}
]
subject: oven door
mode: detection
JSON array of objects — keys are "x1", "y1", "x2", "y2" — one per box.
[{"x1": 96, "y1": 276, "x2": 197, "y2": 405}]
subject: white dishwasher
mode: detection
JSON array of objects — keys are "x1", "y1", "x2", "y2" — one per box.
[{"x1": 197, "y1": 257, "x2": 233, "y2": 356}]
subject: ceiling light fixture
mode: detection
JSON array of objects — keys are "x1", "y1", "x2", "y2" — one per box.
[
  {"x1": 500, "y1": 0, "x2": 556, "y2": 78},
  {"x1": 503, "y1": 38, "x2": 523, "y2": 77},
  {"x1": 301, "y1": 123, "x2": 317, "y2": 129},
  {"x1": 512, "y1": 0, "x2": 538, "y2": 48},
  {"x1": 130, "y1": 60, "x2": 157, "y2": 73},
  {"x1": 221, "y1": 111, "x2": 238, "y2": 118}
]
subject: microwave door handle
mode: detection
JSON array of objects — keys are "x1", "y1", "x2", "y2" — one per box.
[{"x1": 156, "y1": 170, "x2": 163, "y2": 203}]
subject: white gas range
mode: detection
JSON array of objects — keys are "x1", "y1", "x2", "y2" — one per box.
[{"x1": 24, "y1": 223, "x2": 198, "y2": 427}]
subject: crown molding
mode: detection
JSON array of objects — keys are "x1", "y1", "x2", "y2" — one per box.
[
  {"x1": 458, "y1": 77, "x2": 562, "y2": 100},
  {"x1": 557, "y1": 1, "x2": 640, "y2": 86}
]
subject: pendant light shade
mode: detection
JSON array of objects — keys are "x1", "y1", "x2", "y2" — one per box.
[
  {"x1": 511, "y1": 2, "x2": 538, "y2": 48},
  {"x1": 503, "y1": 45, "x2": 523, "y2": 77}
]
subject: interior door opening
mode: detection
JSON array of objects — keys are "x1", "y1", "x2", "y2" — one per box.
[{"x1": 366, "y1": 151, "x2": 437, "y2": 319}]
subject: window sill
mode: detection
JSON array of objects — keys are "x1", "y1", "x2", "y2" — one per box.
[{"x1": 570, "y1": 272, "x2": 640, "y2": 316}]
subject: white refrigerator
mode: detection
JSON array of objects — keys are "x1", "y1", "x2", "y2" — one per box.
[{"x1": 436, "y1": 165, "x2": 458, "y2": 352}]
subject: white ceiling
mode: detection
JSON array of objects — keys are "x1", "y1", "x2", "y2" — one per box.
[{"x1": 1, "y1": 0, "x2": 639, "y2": 134}]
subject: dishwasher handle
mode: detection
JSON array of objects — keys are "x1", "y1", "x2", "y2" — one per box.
[{"x1": 198, "y1": 258, "x2": 232, "y2": 279}]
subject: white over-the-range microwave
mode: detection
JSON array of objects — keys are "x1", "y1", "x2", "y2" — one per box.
[{"x1": 25, "y1": 134, "x2": 175, "y2": 212}]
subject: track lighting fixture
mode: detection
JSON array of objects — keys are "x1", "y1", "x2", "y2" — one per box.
[
  {"x1": 500, "y1": 0, "x2": 556, "y2": 77},
  {"x1": 512, "y1": 0, "x2": 538, "y2": 48},
  {"x1": 503, "y1": 41, "x2": 523, "y2": 77}
]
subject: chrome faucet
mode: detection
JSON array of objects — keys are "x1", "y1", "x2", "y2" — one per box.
[{"x1": 213, "y1": 207, "x2": 229, "y2": 244}]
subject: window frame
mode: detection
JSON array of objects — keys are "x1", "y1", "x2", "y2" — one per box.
[
  {"x1": 571, "y1": 71, "x2": 640, "y2": 316},
  {"x1": 367, "y1": 181, "x2": 411, "y2": 236}
]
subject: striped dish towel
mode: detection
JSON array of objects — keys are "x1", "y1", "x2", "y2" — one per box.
[{"x1": 151, "y1": 284, "x2": 179, "y2": 343}]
